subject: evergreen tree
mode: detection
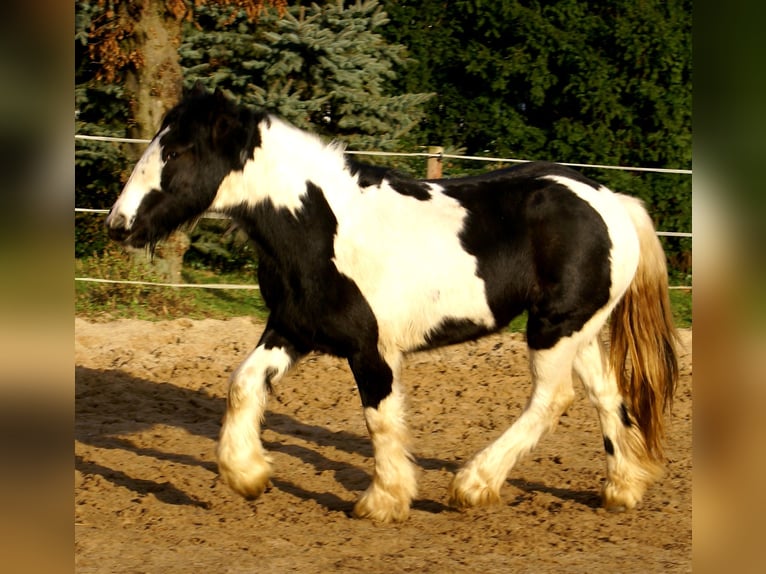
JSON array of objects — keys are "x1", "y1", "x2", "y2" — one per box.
[
  {"x1": 382, "y1": 0, "x2": 690, "y2": 165},
  {"x1": 76, "y1": 0, "x2": 287, "y2": 267},
  {"x1": 76, "y1": 0, "x2": 690, "y2": 276},
  {"x1": 180, "y1": 0, "x2": 433, "y2": 151},
  {"x1": 381, "y1": 0, "x2": 691, "y2": 273},
  {"x1": 75, "y1": 2, "x2": 133, "y2": 257}
]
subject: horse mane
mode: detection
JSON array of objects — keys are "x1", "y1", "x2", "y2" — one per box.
[{"x1": 345, "y1": 158, "x2": 425, "y2": 195}]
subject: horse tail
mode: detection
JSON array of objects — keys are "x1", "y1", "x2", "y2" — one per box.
[{"x1": 609, "y1": 195, "x2": 679, "y2": 463}]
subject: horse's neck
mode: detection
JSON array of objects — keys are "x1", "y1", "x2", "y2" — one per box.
[
  {"x1": 219, "y1": 118, "x2": 355, "y2": 266},
  {"x1": 253, "y1": 118, "x2": 354, "y2": 212},
  {"x1": 210, "y1": 116, "x2": 353, "y2": 215}
]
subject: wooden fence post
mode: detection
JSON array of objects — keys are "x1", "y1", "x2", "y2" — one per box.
[{"x1": 426, "y1": 145, "x2": 443, "y2": 179}]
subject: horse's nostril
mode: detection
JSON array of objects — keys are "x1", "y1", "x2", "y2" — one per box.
[
  {"x1": 105, "y1": 212, "x2": 130, "y2": 242},
  {"x1": 106, "y1": 212, "x2": 127, "y2": 230},
  {"x1": 107, "y1": 225, "x2": 129, "y2": 242}
]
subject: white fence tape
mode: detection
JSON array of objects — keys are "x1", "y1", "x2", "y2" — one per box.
[
  {"x1": 76, "y1": 134, "x2": 691, "y2": 291},
  {"x1": 75, "y1": 133, "x2": 692, "y2": 175},
  {"x1": 74, "y1": 276, "x2": 690, "y2": 291},
  {"x1": 75, "y1": 277, "x2": 260, "y2": 290}
]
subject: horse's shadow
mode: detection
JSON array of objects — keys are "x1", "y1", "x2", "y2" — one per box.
[
  {"x1": 75, "y1": 366, "x2": 455, "y2": 514},
  {"x1": 507, "y1": 479, "x2": 602, "y2": 509},
  {"x1": 75, "y1": 366, "x2": 599, "y2": 514}
]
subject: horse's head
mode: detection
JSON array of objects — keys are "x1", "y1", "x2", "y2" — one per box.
[{"x1": 105, "y1": 85, "x2": 260, "y2": 249}]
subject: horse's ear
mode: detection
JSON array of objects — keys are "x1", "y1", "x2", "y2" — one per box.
[
  {"x1": 213, "y1": 87, "x2": 229, "y2": 103},
  {"x1": 209, "y1": 88, "x2": 244, "y2": 151},
  {"x1": 189, "y1": 80, "x2": 208, "y2": 98},
  {"x1": 212, "y1": 112, "x2": 244, "y2": 150}
]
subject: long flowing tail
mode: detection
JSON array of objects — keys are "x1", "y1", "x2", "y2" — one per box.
[{"x1": 610, "y1": 195, "x2": 680, "y2": 462}]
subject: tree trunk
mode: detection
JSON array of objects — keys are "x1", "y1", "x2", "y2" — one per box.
[
  {"x1": 125, "y1": 0, "x2": 183, "y2": 141},
  {"x1": 124, "y1": 0, "x2": 189, "y2": 283}
]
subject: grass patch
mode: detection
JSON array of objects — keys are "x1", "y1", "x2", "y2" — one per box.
[
  {"x1": 75, "y1": 249, "x2": 267, "y2": 321},
  {"x1": 75, "y1": 251, "x2": 692, "y2": 329},
  {"x1": 669, "y1": 288, "x2": 692, "y2": 329},
  {"x1": 505, "y1": 289, "x2": 691, "y2": 333}
]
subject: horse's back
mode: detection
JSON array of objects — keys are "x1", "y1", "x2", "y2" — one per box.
[{"x1": 435, "y1": 162, "x2": 625, "y2": 348}]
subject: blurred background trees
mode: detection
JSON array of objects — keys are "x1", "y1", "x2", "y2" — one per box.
[{"x1": 75, "y1": 0, "x2": 691, "y2": 281}]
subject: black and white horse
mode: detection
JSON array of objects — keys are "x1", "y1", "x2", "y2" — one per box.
[{"x1": 106, "y1": 86, "x2": 678, "y2": 522}]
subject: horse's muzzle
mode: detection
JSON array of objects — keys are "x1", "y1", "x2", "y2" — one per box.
[{"x1": 105, "y1": 212, "x2": 131, "y2": 243}]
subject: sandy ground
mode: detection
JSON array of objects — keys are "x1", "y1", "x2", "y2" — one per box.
[{"x1": 75, "y1": 317, "x2": 691, "y2": 573}]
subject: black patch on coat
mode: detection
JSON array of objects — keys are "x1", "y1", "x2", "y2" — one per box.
[
  {"x1": 441, "y1": 161, "x2": 613, "y2": 350},
  {"x1": 348, "y1": 351, "x2": 394, "y2": 409},
  {"x1": 347, "y1": 159, "x2": 432, "y2": 200},
  {"x1": 421, "y1": 318, "x2": 496, "y2": 350},
  {"x1": 603, "y1": 436, "x2": 615, "y2": 456},
  {"x1": 226, "y1": 181, "x2": 393, "y2": 409},
  {"x1": 257, "y1": 324, "x2": 306, "y2": 394}
]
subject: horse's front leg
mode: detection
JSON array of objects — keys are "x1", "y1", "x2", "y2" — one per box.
[
  {"x1": 216, "y1": 324, "x2": 303, "y2": 500},
  {"x1": 349, "y1": 349, "x2": 417, "y2": 522}
]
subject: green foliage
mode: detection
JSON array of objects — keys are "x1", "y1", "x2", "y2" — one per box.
[
  {"x1": 381, "y1": 0, "x2": 692, "y2": 271},
  {"x1": 383, "y1": 0, "x2": 691, "y2": 162},
  {"x1": 75, "y1": 247, "x2": 195, "y2": 319},
  {"x1": 669, "y1": 289, "x2": 692, "y2": 329},
  {"x1": 75, "y1": 70, "x2": 135, "y2": 257},
  {"x1": 75, "y1": 248, "x2": 269, "y2": 321},
  {"x1": 75, "y1": 2, "x2": 137, "y2": 257},
  {"x1": 75, "y1": 0, "x2": 692, "y2": 318},
  {"x1": 184, "y1": 218, "x2": 259, "y2": 273},
  {"x1": 75, "y1": 248, "x2": 692, "y2": 327},
  {"x1": 180, "y1": 0, "x2": 433, "y2": 151}
]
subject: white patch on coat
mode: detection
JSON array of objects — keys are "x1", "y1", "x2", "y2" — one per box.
[
  {"x1": 105, "y1": 128, "x2": 169, "y2": 229},
  {"x1": 210, "y1": 117, "x2": 351, "y2": 215},
  {"x1": 330, "y1": 181, "x2": 496, "y2": 355},
  {"x1": 217, "y1": 343, "x2": 295, "y2": 499},
  {"x1": 354, "y1": 378, "x2": 417, "y2": 522},
  {"x1": 209, "y1": 117, "x2": 496, "y2": 353}
]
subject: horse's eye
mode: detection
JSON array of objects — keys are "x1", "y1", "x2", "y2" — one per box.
[{"x1": 162, "y1": 146, "x2": 183, "y2": 162}]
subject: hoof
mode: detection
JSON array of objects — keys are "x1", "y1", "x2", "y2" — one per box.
[
  {"x1": 602, "y1": 481, "x2": 641, "y2": 512},
  {"x1": 353, "y1": 488, "x2": 411, "y2": 523},
  {"x1": 217, "y1": 459, "x2": 272, "y2": 500},
  {"x1": 449, "y1": 470, "x2": 501, "y2": 509}
]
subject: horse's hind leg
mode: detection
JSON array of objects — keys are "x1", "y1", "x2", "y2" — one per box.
[
  {"x1": 449, "y1": 335, "x2": 579, "y2": 508},
  {"x1": 349, "y1": 349, "x2": 417, "y2": 523},
  {"x1": 573, "y1": 336, "x2": 662, "y2": 511},
  {"x1": 217, "y1": 324, "x2": 302, "y2": 500}
]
